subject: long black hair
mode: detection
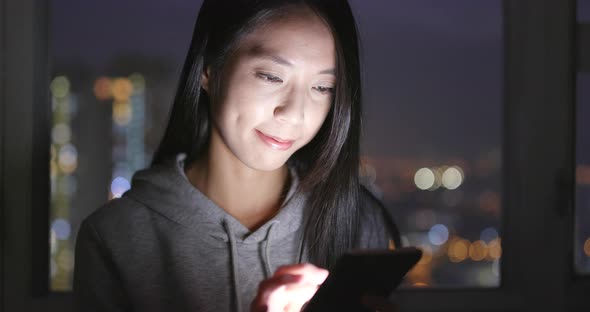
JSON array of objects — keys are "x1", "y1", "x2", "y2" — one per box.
[{"x1": 152, "y1": 0, "x2": 363, "y2": 269}]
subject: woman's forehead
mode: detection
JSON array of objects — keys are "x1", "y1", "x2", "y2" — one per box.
[{"x1": 234, "y1": 12, "x2": 336, "y2": 68}]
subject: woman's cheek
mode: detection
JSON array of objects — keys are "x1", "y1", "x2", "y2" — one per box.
[{"x1": 311, "y1": 105, "x2": 331, "y2": 130}]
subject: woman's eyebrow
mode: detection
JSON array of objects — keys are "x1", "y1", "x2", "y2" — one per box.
[
  {"x1": 317, "y1": 68, "x2": 336, "y2": 75},
  {"x1": 246, "y1": 45, "x2": 335, "y2": 75}
]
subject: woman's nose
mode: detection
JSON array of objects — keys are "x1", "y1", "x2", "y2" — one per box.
[{"x1": 273, "y1": 87, "x2": 305, "y2": 125}]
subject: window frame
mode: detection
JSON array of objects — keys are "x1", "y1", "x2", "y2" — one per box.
[
  {"x1": 1, "y1": 0, "x2": 588, "y2": 311},
  {"x1": 394, "y1": 1, "x2": 588, "y2": 311},
  {"x1": 571, "y1": 2, "x2": 590, "y2": 310},
  {"x1": 0, "y1": 0, "x2": 65, "y2": 310},
  {"x1": 579, "y1": 23, "x2": 590, "y2": 72}
]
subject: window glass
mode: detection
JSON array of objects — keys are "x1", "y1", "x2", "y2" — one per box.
[
  {"x1": 575, "y1": 0, "x2": 590, "y2": 275},
  {"x1": 353, "y1": 0, "x2": 503, "y2": 287},
  {"x1": 49, "y1": 0, "x2": 201, "y2": 291},
  {"x1": 575, "y1": 73, "x2": 590, "y2": 274},
  {"x1": 579, "y1": 0, "x2": 590, "y2": 22},
  {"x1": 51, "y1": 0, "x2": 503, "y2": 290}
]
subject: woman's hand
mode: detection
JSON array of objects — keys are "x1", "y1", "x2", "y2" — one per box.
[{"x1": 250, "y1": 263, "x2": 329, "y2": 312}]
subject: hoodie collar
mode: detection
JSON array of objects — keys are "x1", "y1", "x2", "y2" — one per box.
[{"x1": 124, "y1": 154, "x2": 306, "y2": 244}]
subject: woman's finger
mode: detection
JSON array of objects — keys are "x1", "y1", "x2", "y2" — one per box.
[
  {"x1": 251, "y1": 264, "x2": 330, "y2": 312},
  {"x1": 251, "y1": 274, "x2": 302, "y2": 312},
  {"x1": 273, "y1": 263, "x2": 329, "y2": 285},
  {"x1": 281, "y1": 283, "x2": 320, "y2": 312},
  {"x1": 253, "y1": 282, "x2": 318, "y2": 312}
]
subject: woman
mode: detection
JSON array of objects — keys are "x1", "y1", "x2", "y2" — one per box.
[{"x1": 73, "y1": 0, "x2": 401, "y2": 311}]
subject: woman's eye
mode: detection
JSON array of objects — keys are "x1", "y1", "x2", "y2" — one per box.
[
  {"x1": 255, "y1": 73, "x2": 282, "y2": 83},
  {"x1": 313, "y1": 85, "x2": 335, "y2": 95}
]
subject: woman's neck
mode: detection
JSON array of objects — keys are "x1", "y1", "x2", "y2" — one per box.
[{"x1": 184, "y1": 135, "x2": 290, "y2": 231}]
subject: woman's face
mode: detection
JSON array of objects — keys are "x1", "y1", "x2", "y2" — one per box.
[{"x1": 204, "y1": 6, "x2": 336, "y2": 171}]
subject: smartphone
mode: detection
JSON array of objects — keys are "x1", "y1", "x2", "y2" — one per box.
[{"x1": 303, "y1": 246, "x2": 423, "y2": 312}]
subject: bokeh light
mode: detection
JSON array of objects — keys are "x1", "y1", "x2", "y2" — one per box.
[
  {"x1": 50, "y1": 76, "x2": 70, "y2": 98},
  {"x1": 480, "y1": 227, "x2": 499, "y2": 243},
  {"x1": 111, "y1": 177, "x2": 131, "y2": 198},
  {"x1": 584, "y1": 238, "x2": 590, "y2": 257},
  {"x1": 52, "y1": 123, "x2": 72, "y2": 145},
  {"x1": 414, "y1": 168, "x2": 435, "y2": 190},
  {"x1": 428, "y1": 224, "x2": 449, "y2": 246},
  {"x1": 129, "y1": 73, "x2": 146, "y2": 92},
  {"x1": 94, "y1": 77, "x2": 112, "y2": 100},
  {"x1": 442, "y1": 166, "x2": 464, "y2": 190},
  {"x1": 51, "y1": 218, "x2": 71, "y2": 240},
  {"x1": 58, "y1": 144, "x2": 78, "y2": 174},
  {"x1": 113, "y1": 101, "x2": 132, "y2": 126},
  {"x1": 487, "y1": 238, "x2": 502, "y2": 260},
  {"x1": 111, "y1": 78, "x2": 133, "y2": 102},
  {"x1": 469, "y1": 240, "x2": 488, "y2": 261},
  {"x1": 448, "y1": 238, "x2": 470, "y2": 263},
  {"x1": 57, "y1": 249, "x2": 75, "y2": 271}
]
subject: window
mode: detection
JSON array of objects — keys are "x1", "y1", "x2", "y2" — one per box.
[
  {"x1": 576, "y1": 73, "x2": 590, "y2": 274},
  {"x1": 352, "y1": 0, "x2": 502, "y2": 287},
  {"x1": 48, "y1": 0, "x2": 201, "y2": 291},
  {"x1": 48, "y1": 0, "x2": 503, "y2": 291},
  {"x1": 3, "y1": 0, "x2": 589, "y2": 311},
  {"x1": 575, "y1": 0, "x2": 590, "y2": 275}
]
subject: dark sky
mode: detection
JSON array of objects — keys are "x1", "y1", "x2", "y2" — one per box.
[
  {"x1": 51, "y1": 0, "x2": 200, "y2": 69},
  {"x1": 50, "y1": 0, "x2": 588, "y2": 162}
]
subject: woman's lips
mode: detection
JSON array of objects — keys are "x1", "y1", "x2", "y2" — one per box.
[{"x1": 255, "y1": 130, "x2": 294, "y2": 151}]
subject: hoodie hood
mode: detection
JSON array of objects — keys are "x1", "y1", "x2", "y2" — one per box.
[
  {"x1": 122, "y1": 153, "x2": 307, "y2": 312},
  {"x1": 124, "y1": 153, "x2": 306, "y2": 245}
]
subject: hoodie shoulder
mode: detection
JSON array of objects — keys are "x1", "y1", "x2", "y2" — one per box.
[
  {"x1": 82, "y1": 197, "x2": 142, "y2": 236},
  {"x1": 81, "y1": 193, "x2": 178, "y2": 242},
  {"x1": 84, "y1": 195, "x2": 143, "y2": 223}
]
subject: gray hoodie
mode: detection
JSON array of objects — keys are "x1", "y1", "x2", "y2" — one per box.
[{"x1": 73, "y1": 154, "x2": 400, "y2": 312}]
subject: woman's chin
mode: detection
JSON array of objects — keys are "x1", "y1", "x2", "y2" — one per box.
[{"x1": 243, "y1": 156, "x2": 291, "y2": 172}]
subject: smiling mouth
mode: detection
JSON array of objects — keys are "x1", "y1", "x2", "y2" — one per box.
[{"x1": 255, "y1": 130, "x2": 294, "y2": 151}]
